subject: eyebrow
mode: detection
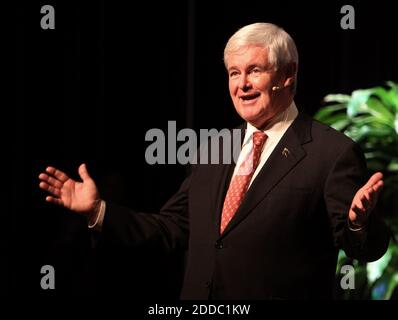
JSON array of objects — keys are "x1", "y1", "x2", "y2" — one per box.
[
  {"x1": 227, "y1": 63, "x2": 269, "y2": 73},
  {"x1": 227, "y1": 66, "x2": 239, "y2": 72}
]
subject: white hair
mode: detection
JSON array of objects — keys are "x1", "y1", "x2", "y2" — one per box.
[{"x1": 224, "y1": 23, "x2": 299, "y2": 94}]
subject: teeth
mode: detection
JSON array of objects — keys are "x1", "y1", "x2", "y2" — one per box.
[
  {"x1": 242, "y1": 94, "x2": 258, "y2": 100},
  {"x1": 241, "y1": 94, "x2": 259, "y2": 100}
]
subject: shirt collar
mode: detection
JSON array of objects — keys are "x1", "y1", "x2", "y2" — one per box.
[{"x1": 242, "y1": 101, "x2": 299, "y2": 147}]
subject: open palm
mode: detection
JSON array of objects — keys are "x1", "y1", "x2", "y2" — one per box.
[
  {"x1": 349, "y1": 172, "x2": 384, "y2": 226},
  {"x1": 39, "y1": 163, "x2": 100, "y2": 215}
]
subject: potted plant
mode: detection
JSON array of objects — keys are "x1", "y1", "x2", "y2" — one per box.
[{"x1": 314, "y1": 81, "x2": 398, "y2": 299}]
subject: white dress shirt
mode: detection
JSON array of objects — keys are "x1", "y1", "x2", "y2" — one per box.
[{"x1": 231, "y1": 101, "x2": 298, "y2": 188}]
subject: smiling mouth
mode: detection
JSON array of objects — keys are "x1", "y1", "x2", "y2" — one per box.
[{"x1": 240, "y1": 92, "x2": 260, "y2": 104}]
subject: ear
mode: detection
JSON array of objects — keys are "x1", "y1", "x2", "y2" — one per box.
[{"x1": 282, "y1": 62, "x2": 297, "y2": 88}]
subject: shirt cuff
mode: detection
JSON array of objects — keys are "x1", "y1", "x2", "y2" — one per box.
[
  {"x1": 348, "y1": 218, "x2": 367, "y2": 232},
  {"x1": 88, "y1": 200, "x2": 106, "y2": 231}
]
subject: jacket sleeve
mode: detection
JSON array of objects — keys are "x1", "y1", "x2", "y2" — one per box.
[
  {"x1": 324, "y1": 141, "x2": 390, "y2": 262},
  {"x1": 98, "y1": 167, "x2": 195, "y2": 253}
]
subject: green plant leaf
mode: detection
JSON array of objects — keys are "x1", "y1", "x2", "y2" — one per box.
[
  {"x1": 345, "y1": 125, "x2": 392, "y2": 142},
  {"x1": 387, "y1": 160, "x2": 398, "y2": 172},
  {"x1": 367, "y1": 250, "x2": 392, "y2": 283},
  {"x1": 368, "y1": 86, "x2": 397, "y2": 112},
  {"x1": 386, "y1": 81, "x2": 398, "y2": 112},
  {"x1": 351, "y1": 115, "x2": 389, "y2": 127},
  {"x1": 314, "y1": 104, "x2": 347, "y2": 122},
  {"x1": 331, "y1": 119, "x2": 351, "y2": 131},
  {"x1": 385, "y1": 273, "x2": 398, "y2": 300},
  {"x1": 323, "y1": 94, "x2": 351, "y2": 103},
  {"x1": 366, "y1": 98, "x2": 395, "y2": 126},
  {"x1": 395, "y1": 114, "x2": 398, "y2": 134},
  {"x1": 347, "y1": 89, "x2": 374, "y2": 117},
  {"x1": 365, "y1": 151, "x2": 394, "y2": 161},
  {"x1": 322, "y1": 112, "x2": 349, "y2": 124},
  {"x1": 386, "y1": 81, "x2": 398, "y2": 90}
]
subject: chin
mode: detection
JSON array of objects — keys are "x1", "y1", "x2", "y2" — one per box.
[
  {"x1": 250, "y1": 114, "x2": 274, "y2": 128},
  {"x1": 239, "y1": 109, "x2": 260, "y2": 119},
  {"x1": 240, "y1": 110, "x2": 267, "y2": 124}
]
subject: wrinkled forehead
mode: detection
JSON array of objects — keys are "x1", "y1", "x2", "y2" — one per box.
[{"x1": 225, "y1": 45, "x2": 270, "y2": 70}]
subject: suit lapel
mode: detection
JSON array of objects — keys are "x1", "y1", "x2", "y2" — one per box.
[{"x1": 218, "y1": 113, "x2": 313, "y2": 239}]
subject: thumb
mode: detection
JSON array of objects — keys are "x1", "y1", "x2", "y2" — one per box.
[{"x1": 78, "y1": 163, "x2": 92, "y2": 182}]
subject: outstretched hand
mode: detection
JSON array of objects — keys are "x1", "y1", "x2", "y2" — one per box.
[
  {"x1": 39, "y1": 163, "x2": 101, "y2": 216},
  {"x1": 349, "y1": 172, "x2": 384, "y2": 227}
]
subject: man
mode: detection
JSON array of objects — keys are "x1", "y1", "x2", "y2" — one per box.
[{"x1": 39, "y1": 23, "x2": 389, "y2": 299}]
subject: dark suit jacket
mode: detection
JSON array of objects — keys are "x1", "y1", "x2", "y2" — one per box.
[{"x1": 100, "y1": 112, "x2": 389, "y2": 299}]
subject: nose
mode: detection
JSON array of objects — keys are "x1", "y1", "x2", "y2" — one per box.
[{"x1": 238, "y1": 73, "x2": 252, "y2": 91}]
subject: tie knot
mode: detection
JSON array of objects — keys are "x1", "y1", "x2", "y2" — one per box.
[{"x1": 253, "y1": 131, "x2": 267, "y2": 147}]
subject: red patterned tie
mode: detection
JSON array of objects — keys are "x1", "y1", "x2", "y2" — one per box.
[{"x1": 220, "y1": 131, "x2": 267, "y2": 234}]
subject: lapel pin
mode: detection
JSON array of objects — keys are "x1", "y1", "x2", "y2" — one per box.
[{"x1": 282, "y1": 147, "x2": 290, "y2": 157}]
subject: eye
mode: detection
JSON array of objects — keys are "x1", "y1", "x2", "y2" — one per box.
[
  {"x1": 229, "y1": 71, "x2": 239, "y2": 78},
  {"x1": 251, "y1": 68, "x2": 261, "y2": 74}
]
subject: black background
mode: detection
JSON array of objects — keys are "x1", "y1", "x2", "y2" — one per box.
[{"x1": 11, "y1": 0, "x2": 398, "y2": 297}]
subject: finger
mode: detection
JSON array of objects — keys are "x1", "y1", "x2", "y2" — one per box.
[
  {"x1": 365, "y1": 179, "x2": 383, "y2": 197},
  {"x1": 363, "y1": 172, "x2": 383, "y2": 189},
  {"x1": 364, "y1": 187, "x2": 374, "y2": 200},
  {"x1": 360, "y1": 193, "x2": 371, "y2": 210},
  {"x1": 46, "y1": 196, "x2": 64, "y2": 206},
  {"x1": 39, "y1": 181, "x2": 61, "y2": 197},
  {"x1": 351, "y1": 205, "x2": 365, "y2": 217},
  {"x1": 372, "y1": 180, "x2": 384, "y2": 193},
  {"x1": 45, "y1": 166, "x2": 69, "y2": 183},
  {"x1": 368, "y1": 180, "x2": 384, "y2": 206},
  {"x1": 78, "y1": 163, "x2": 92, "y2": 182},
  {"x1": 369, "y1": 189, "x2": 376, "y2": 205},
  {"x1": 38, "y1": 173, "x2": 63, "y2": 188},
  {"x1": 352, "y1": 193, "x2": 367, "y2": 212},
  {"x1": 352, "y1": 200, "x2": 365, "y2": 212}
]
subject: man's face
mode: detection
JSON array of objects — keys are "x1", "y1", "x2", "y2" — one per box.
[{"x1": 227, "y1": 45, "x2": 288, "y2": 128}]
